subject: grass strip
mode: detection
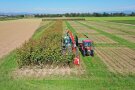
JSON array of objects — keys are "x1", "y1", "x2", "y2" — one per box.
[{"x1": 65, "y1": 21, "x2": 77, "y2": 36}]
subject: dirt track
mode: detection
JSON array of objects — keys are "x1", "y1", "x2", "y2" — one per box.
[{"x1": 0, "y1": 19, "x2": 41, "y2": 58}]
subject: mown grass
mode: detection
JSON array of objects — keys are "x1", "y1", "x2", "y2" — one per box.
[
  {"x1": 85, "y1": 16, "x2": 135, "y2": 21},
  {"x1": 77, "y1": 21, "x2": 135, "y2": 49},
  {"x1": 0, "y1": 19, "x2": 135, "y2": 90},
  {"x1": 110, "y1": 20, "x2": 135, "y2": 25}
]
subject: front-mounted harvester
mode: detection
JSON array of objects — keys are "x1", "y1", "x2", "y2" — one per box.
[{"x1": 62, "y1": 29, "x2": 94, "y2": 65}]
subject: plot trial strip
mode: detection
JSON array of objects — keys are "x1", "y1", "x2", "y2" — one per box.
[
  {"x1": 87, "y1": 21, "x2": 135, "y2": 34},
  {"x1": 96, "y1": 47, "x2": 135, "y2": 74},
  {"x1": 68, "y1": 21, "x2": 99, "y2": 34},
  {"x1": 117, "y1": 35, "x2": 135, "y2": 43},
  {"x1": 87, "y1": 34, "x2": 117, "y2": 44},
  {"x1": 80, "y1": 21, "x2": 127, "y2": 34}
]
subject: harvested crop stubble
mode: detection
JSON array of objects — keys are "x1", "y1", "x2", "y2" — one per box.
[
  {"x1": 14, "y1": 58, "x2": 85, "y2": 78},
  {"x1": 117, "y1": 35, "x2": 135, "y2": 43},
  {"x1": 74, "y1": 26, "x2": 98, "y2": 33},
  {"x1": 86, "y1": 20, "x2": 135, "y2": 34},
  {"x1": 87, "y1": 34, "x2": 117, "y2": 44},
  {"x1": 80, "y1": 21, "x2": 127, "y2": 34},
  {"x1": 67, "y1": 21, "x2": 81, "y2": 27},
  {"x1": 96, "y1": 47, "x2": 135, "y2": 74},
  {"x1": 68, "y1": 21, "x2": 98, "y2": 34},
  {"x1": 102, "y1": 21, "x2": 135, "y2": 33}
]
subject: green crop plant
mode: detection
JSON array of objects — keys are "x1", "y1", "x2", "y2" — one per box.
[{"x1": 17, "y1": 20, "x2": 74, "y2": 68}]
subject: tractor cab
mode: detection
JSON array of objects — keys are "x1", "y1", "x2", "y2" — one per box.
[
  {"x1": 78, "y1": 38, "x2": 94, "y2": 57},
  {"x1": 83, "y1": 40, "x2": 92, "y2": 47},
  {"x1": 63, "y1": 35, "x2": 72, "y2": 48}
]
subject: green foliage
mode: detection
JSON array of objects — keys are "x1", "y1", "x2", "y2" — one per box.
[{"x1": 17, "y1": 21, "x2": 74, "y2": 67}]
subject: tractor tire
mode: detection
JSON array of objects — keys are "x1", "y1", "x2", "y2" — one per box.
[
  {"x1": 91, "y1": 50, "x2": 94, "y2": 57},
  {"x1": 82, "y1": 50, "x2": 86, "y2": 57}
]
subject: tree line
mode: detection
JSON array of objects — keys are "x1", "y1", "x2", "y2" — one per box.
[
  {"x1": 1, "y1": 12, "x2": 135, "y2": 18},
  {"x1": 34, "y1": 12, "x2": 135, "y2": 17}
]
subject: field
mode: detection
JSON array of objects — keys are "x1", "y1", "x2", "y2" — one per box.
[
  {"x1": 0, "y1": 19, "x2": 41, "y2": 58},
  {"x1": 96, "y1": 47, "x2": 135, "y2": 74},
  {"x1": 0, "y1": 17, "x2": 135, "y2": 90}
]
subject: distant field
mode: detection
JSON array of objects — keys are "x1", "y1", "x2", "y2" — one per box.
[
  {"x1": 0, "y1": 17, "x2": 18, "y2": 21},
  {"x1": 109, "y1": 20, "x2": 135, "y2": 25},
  {"x1": 85, "y1": 16, "x2": 135, "y2": 20}
]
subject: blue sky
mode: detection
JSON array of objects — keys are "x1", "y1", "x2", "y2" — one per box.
[{"x1": 0, "y1": 0, "x2": 135, "y2": 13}]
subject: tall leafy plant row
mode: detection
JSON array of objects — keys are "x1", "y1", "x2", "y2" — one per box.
[{"x1": 17, "y1": 20, "x2": 74, "y2": 67}]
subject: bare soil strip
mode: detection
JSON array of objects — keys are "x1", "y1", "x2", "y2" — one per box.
[
  {"x1": 87, "y1": 34, "x2": 117, "y2": 44},
  {"x1": 13, "y1": 51, "x2": 85, "y2": 78},
  {"x1": 69, "y1": 21, "x2": 117, "y2": 44},
  {"x1": 68, "y1": 21, "x2": 99, "y2": 34},
  {"x1": 87, "y1": 21, "x2": 135, "y2": 34},
  {"x1": 80, "y1": 21, "x2": 127, "y2": 34},
  {"x1": 13, "y1": 64, "x2": 85, "y2": 78},
  {"x1": 0, "y1": 19, "x2": 41, "y2": 58},
  {"x1": 117, "y1": 35, "x2": 135, "y2": 43},
  {"x1": 103, "y1": 21, "x2": 135, "y2": 31},
  {"x1": 96, "y1": 47, "x2": 135, "y2": 74}
]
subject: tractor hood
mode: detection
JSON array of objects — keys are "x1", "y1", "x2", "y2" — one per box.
[{"x1": 85, "y1": 47, "x2": 91, "y2": 50}]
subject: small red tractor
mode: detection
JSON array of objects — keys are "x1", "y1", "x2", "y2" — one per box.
[{"x1": 78, "y1": 38, "x2": 94, "y2": 57}]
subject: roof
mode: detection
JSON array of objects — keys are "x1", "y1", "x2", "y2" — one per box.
[
  {"x1": 83, "y1": 40, "x2": 92, "y2": 42},
  {"x1": 78, "y1": 38, "x2": 93, "y2": 43}
]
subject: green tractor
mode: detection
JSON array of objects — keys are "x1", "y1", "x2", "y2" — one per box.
[{"x1": 63, "y1": 35, "x2": 72, "y2": 49}]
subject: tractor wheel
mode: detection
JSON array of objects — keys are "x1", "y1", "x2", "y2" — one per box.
[
  {"x1": 91, "y1": 53, "x2": 94, "y2": 57},
  {"x1": 88, "y1": 52, "x2": 91, "y2": 56},
  {"x1": 91, "y1": 50, "x2": 94, "y2": 57},
  {"x1": 82, "y1": 50, "x2": 85, "y2": 57}
]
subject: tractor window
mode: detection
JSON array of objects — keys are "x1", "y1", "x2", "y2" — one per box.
[
  {"x1": 64, "y1": 36, "x2": 71, "y2": 44},
  {"x1": 84, "y1": 42, "x2": 91, "y2": 47},
  {"x1": 65, "y1": 38, "x2": 70, "y2": 43}
]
